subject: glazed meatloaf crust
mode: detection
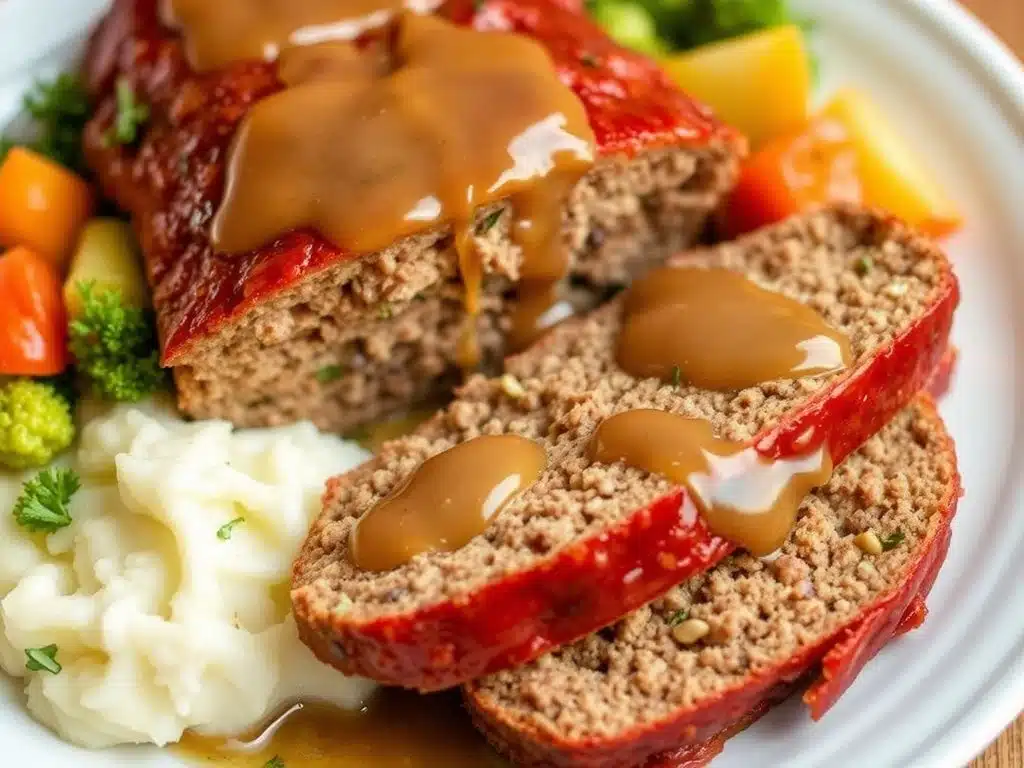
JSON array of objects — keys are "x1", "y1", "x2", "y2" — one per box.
[
  {"x1": 81, "y1": 0, "x2": 743, "y2": 431},
  {"x1": 466, "y1": 397, "x2": 960, "y2": 768},
  {"x1": 291, "y1": 206, "x2": 958, "y2": 690}
]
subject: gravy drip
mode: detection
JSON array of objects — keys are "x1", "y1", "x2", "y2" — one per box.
[
  {"x1": 162, "y1": 0, "x2": 438, "y2": 71},
  {"x1": 350, "y1": 434, "x2": 546, "y2": 571},
  {"x1": 177, "y1": 690, "x2": 505, "y2": 767},
  {"x1": 589, "y1": 409, "x2": 832, "y2": 555},
  {"x1": 617, "y1": 267, "x2": 853, "y2": 390},
  {"x1": 208, "y1": 13, "x2": 594, "y2": 368}
]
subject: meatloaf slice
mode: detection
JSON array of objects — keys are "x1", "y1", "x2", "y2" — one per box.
[
  {"x1": 291, "y1": 206, "x2": 958, "y2": 691},
  {"x1": 81, "y1": 0, "x2": 743, "y2": 432},
  {"x1": 465, "y1": 397, "x2": 960, "y2": 767}
]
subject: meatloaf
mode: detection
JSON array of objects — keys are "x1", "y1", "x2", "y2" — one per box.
[
  {"x1": 291, "y1": 206, "x2": 958, "y2": 691},
  {"x1": 81, "y1": 0, "x2": 743, "y2": 432},
  {"x1": 465, "y1": 396, "x2": 960, "y2": 767}
]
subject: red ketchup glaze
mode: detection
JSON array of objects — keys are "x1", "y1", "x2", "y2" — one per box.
[
  {"x1": 81, "y1": 0, "x2": 735, "y2": 365},
  {"x1": 295, "y1": 262, "x2": 957, "y2": 693},
  {"x1": 466, "y1": 396, "x2": 961, "y2": 768},
  {"x1": 646, "y1": 510, "x2": 953, "y2": 768}
]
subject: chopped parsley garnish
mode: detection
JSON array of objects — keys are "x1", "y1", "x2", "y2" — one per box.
[
  {"x1": 378, "y1": 303, "x2": 394, "y2": 320},
  {"x1": 12, "y1": 468, "x2": 80, "y2": 533},
  {"x1": 670, "y1": 365, "x2": 682, "y2": 387},
  {"x1": 477, "y1": 209, "x2": 503, "y2": 234},
  {"x1": 879, "y1": 530, "x2": 905, "y2": 551},
  {"x1": 264, "y1": 757, "x2": 286, "y2": 768},
  {"x1": 667, "y1": 608, "x2": 690, "y2": 627},
  {"x1": 854, "y1": 255, "x2": 873, "y2": 276},
  {"x1": 104, "y1": 78, "x2": 150, "y2": 147},
  {"x1": 316, "y1": 364, "x2": 344, "y2": 383},
  {"x1": 217, "y1": 517, "x2": 245, "y2": 541},
  {"x1": 0, "y1": 74, "x2": 91, "y2": 172},
  {"x1": 25, "y1": 644, "x2": 62, "y2": 675},
  {"x1": 69, "y1": 282, "x2": 167, "y2": 402}
]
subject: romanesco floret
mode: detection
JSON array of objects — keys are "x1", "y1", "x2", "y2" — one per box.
[
  {"x1": 0, "y1": 379, "x2": 75, "y2": 470},
  {"x1": 69, "y1": 282, "x2": 167, "y2": 403}
]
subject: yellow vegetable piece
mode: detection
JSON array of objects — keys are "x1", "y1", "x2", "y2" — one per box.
[
  {"x1": 821, "y1": 89, "x2": 962, "y2": 237},
  {"x1": 64, "y1": 219, "x2": 150, "y2": 318},
  {"x1": 661, "y1": 24, "x2": 810, "y2": 147},
  {"x1": 0, "y1": 147, "x2": 94, "y2": 269}
]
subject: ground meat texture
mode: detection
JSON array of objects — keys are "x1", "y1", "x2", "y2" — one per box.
[
  {"x1": 81, "y1": 0, "x2": 744, "y2": 433},
  {"x1": 290, "y1": 206, "x2": 958, "y2": 690},
  {"x1": 465, "y1": 398, "x2": 959, "y2": 767},
  {"x1": 173, "y1": 144, "x2": 738, "y2": 430}
]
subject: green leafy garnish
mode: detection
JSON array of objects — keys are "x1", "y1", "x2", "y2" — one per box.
[
  {"x1": 0, "y1": 74, "x2": 90, "y2": 172},
  {"x1": 217, "y1": 517, "x2": 245, "y2": 541},
  {"x1": 378, "y1": 303, "x2": 394, "y2": 320},
  {"x1": 854, "y1": 255, "x2": 873, "y2": 276},
  {"x1": 667, "y1": 608, "x2": 690, "y2": 627},
  {"x1": 25, "y1": 645, "x2": 62, "y2": 675},
  {"x1": 587, "y1": 0, "x2": 813, "y2": 71},
  {"x1": 104, "y1": 78, "x2": 149, "y2": 147},
  {"x1": 879, "y1": 530, "x2": 905, "y2": 552},
  {"x1": 670, "y1": 365, "x2": 682, "y2": 387},
  {"x1": 12, "y1": 468, "x2": 80, "y2": 534},
  {"x1": 69, "y1": 282, "x2": 167, "y2": 402},
  {"x1": 264, "y1": 757, "x2": 285, "y2": 768},
  {"x1": 668, "y1": 0, "x2": 797, "y2": 49},
  {"x1": 316, "y1": 364, "x2": 344, "y2": 383},
  {"x1": 477, "y1": 209, "x2": 503, "y2": 234}
]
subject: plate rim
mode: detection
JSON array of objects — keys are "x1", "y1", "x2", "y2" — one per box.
[{"x1": 893, "y1": 2, "x2": 1024, "y2": 766}]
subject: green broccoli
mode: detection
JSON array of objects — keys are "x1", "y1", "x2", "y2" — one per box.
[
  {"x1": 588, "y1": 0, "x2": 807, "y2": 56},
  {"x1": 0, "y1": 380, "x2": 75, "y2": 470},
  {"x1": 668, "y1": 0, "x2": 795, "y2": 48},
  {"x1": 68, "y1": 282, "x2": 167, "y2": 403}
]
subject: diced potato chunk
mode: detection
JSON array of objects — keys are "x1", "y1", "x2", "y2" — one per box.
[
  {"x1": 661, "y1": 24, "x2": 811, "y2": 146},
  {"x1": 64, "y1": 219, "x2": 150, "y2": 318}
]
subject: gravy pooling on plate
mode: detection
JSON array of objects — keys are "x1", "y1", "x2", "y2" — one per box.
[{"x1": 177, "y1": 690, "x2": 506, "y2": 767}]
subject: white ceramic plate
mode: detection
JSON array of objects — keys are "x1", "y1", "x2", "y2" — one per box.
[{"x1": 1, "y1": 0, "x2": 1023, "y2": 766}]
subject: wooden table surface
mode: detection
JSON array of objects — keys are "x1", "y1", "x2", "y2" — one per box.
[{"x1": 954, "y1": 2, "x2": 1022, "y2": 766}]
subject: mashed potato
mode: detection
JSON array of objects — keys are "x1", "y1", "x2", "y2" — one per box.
[{"x1": 0, "y1": 399, "x2": 377, "y2": 748}]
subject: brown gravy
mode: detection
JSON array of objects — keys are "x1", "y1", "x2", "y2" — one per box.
[
  {"x1": 350, "y1": 434, "x2": 546, "y2": 570},
  {"x1": 589, "y1": 409, "x2": 831, "y2": 555},
  {"x1": 617, "y1": 267, "x2": 852, "y2": 390},
  {"x1": 162, "y1": 0, "x2": 433, "y2": 71},
  {"x1": 207, "y1": 13, "x2": 594, "y2": 367},
  {"x1": 177, "y1": 689, "x2": 505, "y2": 767}
]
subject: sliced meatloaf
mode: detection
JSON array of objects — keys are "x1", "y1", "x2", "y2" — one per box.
[
  {"x1": 291, "y1": 206, "x2": 958, "y2": 691},
  {"x1": 81, "y1": 0, "x2": 743, "y2": 431},
  {"x1": 465, "y1": 397, "x2": 960, "y2": 767}
]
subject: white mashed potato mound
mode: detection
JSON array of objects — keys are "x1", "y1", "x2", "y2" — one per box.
[{"x1": 0, "y1": 399, "x2": 377, "y2": 748}]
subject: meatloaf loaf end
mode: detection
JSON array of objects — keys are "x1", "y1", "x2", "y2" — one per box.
[
  {"x1": 81, "y1": 0, "x2": 743, "y2": 432},
  {"x1": 465, "y1": 397, "x2": 960, "y2": 768},
  {"x1": 291, "y1": 206, "x2": 958, "y2": 691}
]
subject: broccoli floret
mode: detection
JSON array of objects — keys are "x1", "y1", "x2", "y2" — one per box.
[
  {"x1": 68, "y1": 282, "x2": 167, "y2": 403},
  {"x1": 0, "y1": 380, "x2": 75, "y2": 470}
]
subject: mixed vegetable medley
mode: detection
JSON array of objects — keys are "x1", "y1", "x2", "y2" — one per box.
[
  {"x1": 0, "y1": 76, "x2": 161, "y2": 470},
  {"x1": 0, "y1": 0, "x2": 962, "y2": 472}
]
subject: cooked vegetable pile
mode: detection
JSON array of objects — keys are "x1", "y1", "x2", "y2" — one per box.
[
  {"x1": 589, "y1": 0, "x2": 962, "y2": 236},
  {"x1": 0, "y1": 76, "x2": 162, "y2": 469}
]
